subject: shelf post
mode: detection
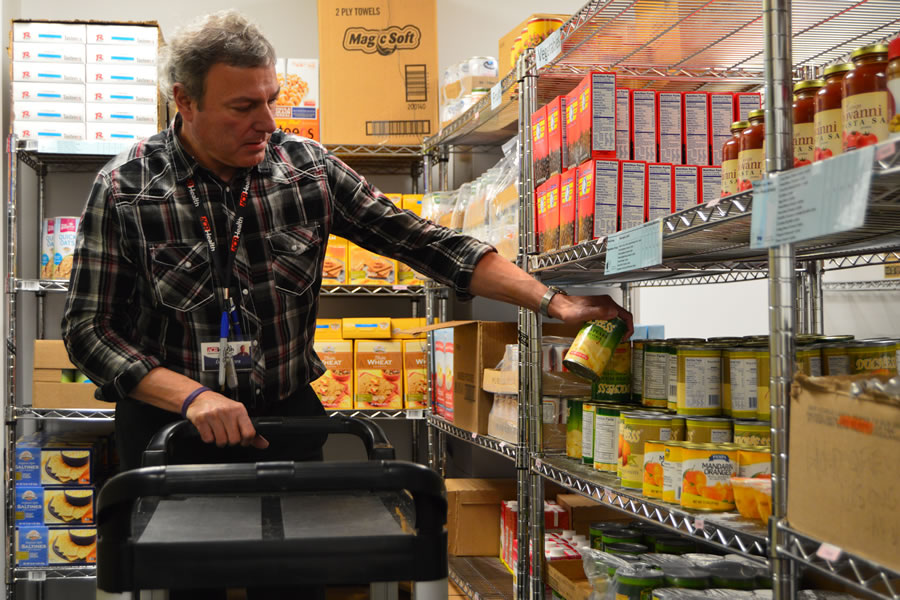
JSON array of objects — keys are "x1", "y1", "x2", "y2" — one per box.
[
  {"x1": 423, "y1": 150, "x2": 433, "y2": 194},
  {"x1": 5, "y1": 139, "x2": 20, "y2": 599},
  {"x1": 763, "y1": 1, "x2": 798, "y2": 598},
  {"x1": 809, "y1": 261, "x2": 824, "y2": 335}
]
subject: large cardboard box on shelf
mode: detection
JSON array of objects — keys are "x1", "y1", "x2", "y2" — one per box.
[
  {"x1": 445, "y1": 478, "x2": 517, "y2": 556},
  {"x1": 318, "y1": 0, "x2": 437, "y2": 145},
  {"x1": 32, "y1": 340, "x2": 106, "y2": 410},
  {"x1": 547, "y1": 560, "x2": 592, "y2": 600},
  {"x1": 555, "y1": 493, "x2": 630, "y2": 537},
  {"x1": 409, "y1": 321, "x2": 517, "y2": 434},
  {"x1": 787, "y1": 373, "x2": 900, "y2": 573}
]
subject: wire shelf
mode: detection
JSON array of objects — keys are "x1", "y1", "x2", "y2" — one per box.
[
  {"x1": 13, "y1": 566, "x2": 96, "y2": 582},
  {"x1": 319, "y1": 285, "x2": 425, "y2": 297},
  {"x1": 426, "y1": 415, "x2": 518, "y2": 462},
  {"x1": 15, "y1": 407, "x2": 114, "y2": 421},
  {"x1": 534, "y1": 455, "x2": 769, "y2": 557},
  {"x1": 327, "y1": 409, "x2": 425, "y2": 420},
  {"x1": 823, "y1": 280, "x2": 900, "y2": 292},
  {"x1": 777, "y1": 523, "x2": 900, "y2": 600},
  {"x1": 325, "y1": 144, "x2": 423, "y2": 176}
]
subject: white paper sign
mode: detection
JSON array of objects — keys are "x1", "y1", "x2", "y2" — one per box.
[
  {"x1": 605, "y1": 220, "x2": 664, "y2": 275},
  {"x1": 750, "y1": 145, "x2": 874, "y2": 249},
  {"x1": 535, "y1": 29, "x2": 563, "y2": 71},
  {"x1": 490, "y1": 82, "x2": 502, "y2": 111}
]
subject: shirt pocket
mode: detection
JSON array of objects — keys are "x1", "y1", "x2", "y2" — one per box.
[
  {"x1": 150, "y1": 241, "x2": 216, "y2": 312},
  {"x1": 266, "y1": 224, "x2": 321, "y2": 297}
]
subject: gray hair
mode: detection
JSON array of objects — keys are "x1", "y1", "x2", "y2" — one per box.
[{"x1": 159, "y1": 10, "x2": 276, "y2": 105}]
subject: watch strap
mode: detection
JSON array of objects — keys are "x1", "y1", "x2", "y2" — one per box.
[{"x1": 539, "y1": 286, "x2": 567, "y2": 318}]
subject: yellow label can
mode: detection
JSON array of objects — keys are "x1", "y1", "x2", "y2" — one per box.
[
  {"x1": 662, "y1": 441, "x2": 685, "y2": 504},
  {"x1": 848, "y1": 340, "x2": 898, "y2": 376},
  {"x1": 685, "y1": 417, "x2": 733, "y2": 443},
  {"x1": 676, "y1": 347, "x2": 723, "y2": 416},
  {"x1": 724, "y1": 348, "x2": 766, "y2": 419},
  {"x1": 755, "y1": 351, "x2": 771, "y2": 422},
  {"x1": 738, "y1": 447, "x2": 771, "y2": 478},
  {"x1": 796, "y1": 345, "x2": 823, "y2": 377},
  {"x1": 733, "y1": 420, "x2": 771, "y2": 447},
  {"x1": 822, "y1": 344, "x2": 851, "y2": 376},
  {"x1": 620, "y1": 412, "x2": 676, "y2": 490},
  {"x1": 669, "y1": 416, "x2": 685, "y2": 442},
  {"x1": 642, "y1": 440, "x2": 666, "y2": 499},
  {"x1": 680, "y1": 443, "x2": 738, "y2": 511},
  {"x1": 642, "y1": 342, "x2": 669, "y2": 408}
]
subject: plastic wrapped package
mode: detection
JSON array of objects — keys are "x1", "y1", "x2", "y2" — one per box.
[
  {"x1": 450, "y1": 182, "x2": 472, "y2": 231},
  {"x1": 580, "y1": 549, "x2": 637, "y2": 599},
  {"x1": 432, "y1": 190, "x2": 458, "y2": 230}
]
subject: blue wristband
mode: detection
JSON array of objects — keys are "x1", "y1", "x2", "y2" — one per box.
[{"x1": 181, "y1": 386, "x2": 211, "y2": 419}]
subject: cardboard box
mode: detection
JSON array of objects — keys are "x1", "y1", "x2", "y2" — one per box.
[
  {"x1": 318, "y1": 0, "x2": 437, "y2": 145},
  {"x1": 616, "y1": 88, "x2": 631, "y2": 160},
  {"x1": 323, "y1": 235, "x2": 347, "y2": 285},
  {"x1": 14, "y1": 121, "x2": 85, "y2": 141},
  {"x1": 632, "y1": 90, "x2": 657, "y2": 163},
  {"x1": 445, "y1": 479, "x2": 517, "y2": 556},
  {"x1": 16, "y1": 526, "x2": 97, "y2": 566},
  {"x1": 354, "y1": 339, "x2": 403, "y2": 410},
  {"x1": 86, "y1": 44, "x2": 156, "y2": 65},
  {"x1": 566, "y1": 72, "x2": 616, "y2": 167},
  {"x1": 547, "y1": 96, "x2": 567, "y2": 177},
  {"x1": 85, "y1": 83, "x2": 157, "y2": 104},
  {"x1": 341, "y1": 317, "x2": 391, "y2": 339},
  {"x1": 85, "y1": 123, "x2": 158, "y2": 143},
  {"x1": 311, "y1": 340, "x2": 354, "y2": 410},
  {"x1": 315, "y1": 319, "x2": 343, "y2": 340},
  {"x1": 647, "y1": 163, "x2": 674, "y2": 220},
  {"x1": 532, "y1": 105, "x2": 549, "y2": 186},
  {"x1": 86, "y1": 64, "x2": 157, "y2": 85},
  {"x1": 619, "y1": 160, "x2": 647, "y2": 231},
  {"x1": 555, "y1": 493, "x2": 630, "y2": 537},
  {"x1": 684, "y1": 91, "x2": 710, "y2": 166},
  {"x1": 709, "y1": 92, "x2": 735, "y2": 166},
  {"x1": 403, "y1": 339, "x2": 428, "y2": 409},
  {"x1": 349, "y1": 244, "x2": 396, "y2": 285},
  {"x1": 13, "y1": 81, "x2": 85, "y2": 103},
  {"x1": 735, "y1": 92, "x2": 761, "y2": 122},
  {"x1": 13, "y1": 42, "x2": 84, "y2": 65},
  {"x1": 410, "y1": 321, "x2": 517, "y2": 433},
  {"x1": 13, "y1": 101, "x2": 85, "y2": 123},
  {"x1": 788, "y1": 374, "x2": 900, "y2": 572},
  {"x1": 86, "y1": 102, "x2": 157, "y2": 125},
  {"x1": 674, "y1": 165, "x2": 699, "y2": 211},
  {"x1": 558, "y1": 168, "x2": 576, "y2": 248},
  {"x1": 657, "y1": 92, "x2": 683, "y2": 165},
  {"x1": 15, "y1": 486, "x2": 95, "y2": 526},
  {"x1": 86, "y1": 24, "x2": 159, "y2": 46},
  {"x1": 402, "y1": 194, "x2": 423, "y2": 215},
  {"x1": 432, "y1": 331, "x2": 450, "y2": 418},
  {"x1": 581, "y1": 159, "x2": 619, "y2": 241},
  {"x1": 547, "y1": 560, "x2": 593, "y2": 600},
  {"x1": 13, "y1": 22, "x2": 86, "y2": 44},
  {"x1": 32, "y1": 340, "x2": 105, "y2": 410},
  {"x1": 391, "y1": 318, "x2": 426, "y2": 339},
  {"x1": 13, "y1": 62, "x2": 85, "y2": 84},
  {"x1": 699, "y1": 166, "x2": 722, "y2": 205}
]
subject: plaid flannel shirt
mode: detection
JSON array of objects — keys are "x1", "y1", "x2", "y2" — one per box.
[{"x1": 62, "y1": 121, "x2": 494, "y2": 408}]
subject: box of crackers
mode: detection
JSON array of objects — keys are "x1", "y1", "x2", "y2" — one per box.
[
  {"x1": 311, "y1": 340, "x2": 354, "y2": 411},
  {"x1": 16, "y1": 526, "x2": 97, "y2": 566},
  {"x1": 348, "y1": 243, "x2": 396, "y2": 285},
  {"x1": 322, "y1": 235, "x2": 347, "y2": 285},
  {"x1": 15, "y1": 485, "x2": 95, "y2": 526},
  {"x1": 15, "y1": 440, "x2": 94, "y2": 486},
  {"x1": 355, "y1": 339, "x2": 403, "y2": 410}
]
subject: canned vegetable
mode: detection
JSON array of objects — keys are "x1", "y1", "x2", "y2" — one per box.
[
  {"x1": 738, "y1": 447, "x2": 771, "y2": 478},
  {"x1": 563, "y1": 318, "x2": 629, "y2": 382},
  {"x1": 654, "y1": 536, "x2": 696, "y2": 555},
  {"x1": 822, "y1": 343, "x2": 851, "y2": 376},
  {"x1": 614, "y1": 565, "x2": 665, "y2": 599},
  {"x1": 592, "y1": 341, "x2": 632, "y2": 401},
  {"x1": 643, "y1": 342, "x2": 670, "y2": 408},
  {"x1": 632, "y1": 340, "x2": 645, "y2": 403},
  {"x1": 848, "y1": 339, "x2": 898, "y2": 376},
  {"x1": 565, "y1": 398, "x2": 584, "y2": 459},
  {"x1": 581, "y1": 402, "x2": 599, "y2": 465},
  {"x1": 676, "y1": 346, "x2": 723, "y2": 416},
  {"x1": 662, "y1": 441, "x2": 686, "y2": 504},
  {"x1": 724, "y1": 347, "x2": 767, "y2": 419}
]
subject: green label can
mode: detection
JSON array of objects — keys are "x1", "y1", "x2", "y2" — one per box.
[
  {"x1": 566, "y1": 398, "x2": 584, "y2": 459},
  {"x1": 642, "y1": 342, "x2": 669, "y2": 408},
  {"x1": 563, "y1": 318, "x2": 628, "y2": 382},
  {"x1": 733, "y1": 420, "x2": 771, "y2": 447},
  {"x1": 725, "y1": 348, "x2": 766, "y2": 419},
  {"x1": 592, "y1": 342, "x2": 632, "y2": 402}
]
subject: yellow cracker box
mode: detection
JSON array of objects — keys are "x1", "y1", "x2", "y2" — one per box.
[
  {"x1": 322, "y1": 235, "x2": 347, "y2": 284},
  {"x1": 48, "y1": 528, "x2": 97, "y2": 565},
  {"x1": 40, "y1": 449, "x2": 92, "y2": 486},
  {"x1": 314, "y1": 319, "x2": 343, "y2": 340},
  {"x1": 311, "y1": 340, "x2": 354, "y2": 410},
  {"x1": 397, "y1": 262, "x2": 424, "y2": 286},
  {"x1": 402, "y1": 194, "x2": 424, "y2": 216},
  {"x1": 355, "y1": 340, "x2": 403, "y2": 410},
  {"x1": 385, "y1": 193, "x2": 403, "y2": 207},
  {"x1": 349, "y1": 244, "x2": 396, "y2": 285},
  {"x1": 342, "y1": 317, "x2": 392, "y2": 339},
  {"x1": 392, "y1": 318, "x2": 426, "y2": 339},
  {"x1": 403, "y1": 339, "x2": 428, "y2": 409},
  {"x1": 44, "y1": 489, "x2": 95, "y2": 525}
]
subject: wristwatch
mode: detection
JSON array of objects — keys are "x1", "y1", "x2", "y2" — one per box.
[{"x1": 539, "y1": 286, "x2": 567, "y2": 319}]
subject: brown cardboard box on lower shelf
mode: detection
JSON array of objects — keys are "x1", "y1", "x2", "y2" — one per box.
[
  {"x1": 547, "y1": 559, "x2": 593, "y2": 600},
  {"x1": 32, "y1": 340, "x2": 106, "y2": 410},
  {"x1": 445, "y1": 478, "x2": 517, "y2": 556},
  {"x1": 787, "y1": 373, "x2": 900, "y2": 573},
  {"x1": 555, "y1": 494, "x2": 631, "y2": 537}
]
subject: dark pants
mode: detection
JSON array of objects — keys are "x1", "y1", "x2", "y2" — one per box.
[{"x1": 114, "y1": 386, "x2": 328, "y2": 600}]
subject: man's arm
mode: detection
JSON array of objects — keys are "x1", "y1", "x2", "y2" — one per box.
[{"x1": 469, "y1": 251, "x2": 634, "y2": 334}]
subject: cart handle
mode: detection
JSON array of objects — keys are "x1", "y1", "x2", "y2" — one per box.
[{"x1": 142, "y1": 415, "x2": 395, "y2": 467}]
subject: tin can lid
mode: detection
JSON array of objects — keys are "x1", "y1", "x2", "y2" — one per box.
[
  {"x1": 686, "y1": 416, "x2": 733, "y2": 423},
  {"x1": 733, "y1": 419, "x2": 769, "y2": 426},
  {"x1": 823, "y1": 62, "x2": 854, "y2": 77},
  {"x1": 748, "y1": 108, "x2": 765, "y2": 120},
  {"x1": 730, "y1": 120, "x2": 750, "y2": 131},
  {"x1": 851, "y1": 43, "x2": 889, "y2": 61},
  {"x1": 793, "y1": 79, "x2": 825, "y2": 93}
]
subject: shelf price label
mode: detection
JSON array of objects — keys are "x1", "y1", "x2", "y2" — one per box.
[
  {"x1": 490, "y1": 82, "x2": 503, "y2": 111},
  {"x1": 535, "y1": 28, "x2": 563, "y2": 71},
  {"x1": 750, "y1": 144, "x2": 874, "y2": 249},
  {"x1": 605, "y1": 219, "x2": 664, "y2": 275},
  {"x1": 406, "y1": 409, "x2": 424, "y2": 420}
]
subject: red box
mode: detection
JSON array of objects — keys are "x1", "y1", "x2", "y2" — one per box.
[
  {"x1": 683, "y1": 91, "x2": 710, "y2": 166},
  {"x1": 616, "y1": 88, "x2": 631, "y2": 159},
  {"x1": 735, "y1": 92, "x2": 761, "y2": 122},
  {"x1": 532, "y1": 105, "x2": 549, "y2": 186},
  {"x1": 547, "y1": 96, "x2": 567, "y2": 177},
  {"x1": 565, "y1": 88, "x2": 581, "y2": 169},
  {"x1": 674, "y1": 165, "x2": 699, "y2": 211},
  {"x1": 632, "y1": 89, "x2": 657, "y2": 163},
  {"x1": 619, "y1": 160, "x2": 647, "y2": 231},
  {"x1": 657, "y1": 92, "x2": 683, "y2": 165},
  {"x1": 647, "y1": 163, "x2": 675, "y2": 220},
  {"x1": 535, "y1": 180, "x2": 547, "y2": 252},
  {"x1": 699, "y1": 166, "x2": 722, "y2": 206},
  {"x1": 576, "y1": 159, "x2": 619, "y2": 242},
  {"x1": 559, "y1": 168, "x2": 577, "y2": 248},
  {"x1": 544, "y1": 502, "x2": 571, "y2": 531},
  {"x1": 566, "y1": 72, "x2": 617, "y2": 167},
  {"x1": 544, "y1": 175, "x2": 560, "y2": 253},
  {"x1": 709, "y1": 92, "x2": 735, "y2": 166}
]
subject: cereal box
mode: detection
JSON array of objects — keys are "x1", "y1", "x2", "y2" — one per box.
[
  {"x1": 558, "y1": 168, "x2": 576, "y2": 248},
  {"x1": 275, "y1": 57, "x2": 319, "y2": 141},
  {"x1": 709, "y1": 92, "x2": 735, "y2": 166},
  {"x1": 699, "y1": 166, "x2": 722, "y2": 205},
  {"x1": 647, "y1": 163, "x2": 675, "y2": 220},
  {"x1": 355, "y1": 340, "x2": 403, "y2": 410},
  {"x1": 632, "y1": 90, "x2": 657, "y2": 163},
  {"x1": 322, "y1": 235, "x2": 347, "y2": 284},
  {"x1": 684, "y1": 91, "x2": 710, "y2": 166},
  {"x1": 41, "y1": 218, "x2": 54, "y2": 279},
  {"x1": 567, "y1": 72, "x2": 617, "y2": 166},
  {"x1": 616, "y1": 88, "x2": 631, "y2": 160},
  {"x1": 657, "y1": 92, "x2": 683, "y2": 165},
  {"x1": 349, "y1": 244, "x2": 396, "y2": 285},
  {"x1": 579, "y1": 159, "x2": 619, "y2": 241},
  {"x1": 532, "y1": 105, "x2": 549, "y2": 186},
  {"x1": 735, "y1": 92, "x2": 761, "y2": 122},
  {"x1": 397, "y1": 262, "x2": 424, "y2": 286},
  {"x1": 543, "y1": 175, "x2": 560, "y2": 253},
  {"x1": 403, "y1": 339, "x2": 428, "y2": 409},
  {"x1": 434, "y1": 329, "x2": 454, "y2": 419},
  {"x1": 52, "y1": 217, "x2": 79, "y2": 280},
  {"x1": 619, "y1": 160, "x2": 647, "y2": 231},
  {"x1": 391, "y1": 318, "x2": 426, "y2": 339},
  {"x1": 565, "y1": 87, "x2": 582, "y2": 169},
  {"x1": 312, "y1": 340, "x2": 353, "y2": 410},
  {"x1": 547, "y1": 96, "x2": 567, "y2": 177},
  {"x1": 674, "y1": 165, "x2": 699, "y2": 211}
]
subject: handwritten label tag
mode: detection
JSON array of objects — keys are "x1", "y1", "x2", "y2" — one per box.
[
  {"x1": 605, "y1": 220, "x2": 663, "y2": 275},
  {"x1": 535, "y1": 29, "x2": 563, "y2": 70},
  {"x1": 491, "y1": 82, "x2": 503, "y2": 111}
]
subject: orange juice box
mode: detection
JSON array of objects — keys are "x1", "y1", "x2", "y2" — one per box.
[
  {"x1": 349, "y1": 244, "x2": 396, "y2": 285},
  {"x1": 342, "y1": 317, "x2": 391, "y2": 340},
  {"x1": 403, "y1": 339, "x2": 428, "y2": 409},
  {"x1": 314, "y1": 319, "x2": 343, "y2": 340},
  {"x1": 402, "y1": 194, "x2": 423, "y2": 216},
  {"x1": 311, "y1": 340, "x2": 353, "y2": 410},
  {"x1": 355, "y1": 340, "x2": 403, "y2": 410},
  {"x1": 322, "y1": 235, "x2": 347, "y2": 285}
]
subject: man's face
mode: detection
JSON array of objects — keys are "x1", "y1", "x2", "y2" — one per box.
[{"x1": 177, "y1": 63, "x2": 280, "y2": 180}]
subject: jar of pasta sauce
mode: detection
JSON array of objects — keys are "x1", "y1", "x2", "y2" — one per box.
[
  {"x1": 887, "y1": 37, "x2": 900, "y2": 139},
  {"x1": 792, "y1": 79, "x2": 824, "y2": 167},
  {"x1": 815, "y1": 63, "x2": 854, "y2": 161},
  {"x1": 843, "y1": 43, "x2": 889, "y2": 151},
  {"x1": 737, "y1": 109, "x2": 765, "y2": 192},
  {"x1": 720, "y1": 120, "x2": 749, "y2": 197}
]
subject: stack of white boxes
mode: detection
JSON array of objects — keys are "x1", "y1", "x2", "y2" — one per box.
[{"x1": 11, "y1": 22, "x2": 161, "y2": 144}]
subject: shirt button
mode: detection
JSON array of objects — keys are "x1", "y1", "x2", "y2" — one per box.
[
  {"x1": 255, "y1": 389, "x2": 261, "y2": 395},
  {"x1": 251, "y1": 340, "x2": 258, "y2": 347},
  {"x1": 184, "y1": 261, "x2": 192, "y2": 268},
  {"x1": 226, "y1": 186, "x2": 231, "y2": 192},
  {"x1": 242, "y1": 288, "x2": 249, "y2": 296},
  {"x1": 291, "y1": 245, "x2": 299, "y2": 251}
]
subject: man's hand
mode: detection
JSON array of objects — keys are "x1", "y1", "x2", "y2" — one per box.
[
  {"x1": 185, "y1": 390, "x2": 269, "y2": 449},
  {"x1": 548, "y1": 293, "x2": 634, "y2": 339}
]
